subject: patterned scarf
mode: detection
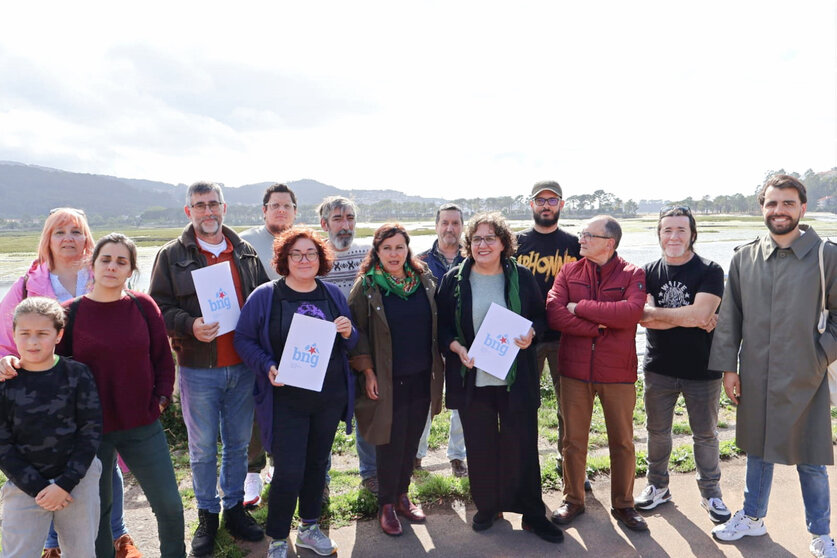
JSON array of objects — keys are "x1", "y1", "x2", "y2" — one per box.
[
  {"x1": 365, "y1": 262, "x2": 421, "y2": 300},
  {"x1": 454, "y1": 257, "x2": 522, "y2": 390}
]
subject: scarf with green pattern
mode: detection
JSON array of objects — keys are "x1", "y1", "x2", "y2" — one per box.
[{"x1": 365, "y1": 261, "x2": 421, "y2": 300}]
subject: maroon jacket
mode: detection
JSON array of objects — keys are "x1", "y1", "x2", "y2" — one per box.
[{"x1": 546, "y1": 254, "x2": 645, "y2": 384}]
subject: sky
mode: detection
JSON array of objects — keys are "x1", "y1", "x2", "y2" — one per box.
[{"x1": 0, "y1": 1, "x2": 834, "y2": 202}]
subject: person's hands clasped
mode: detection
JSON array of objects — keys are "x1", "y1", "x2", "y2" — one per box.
[
  {"x1": 334, "y1": 316, "x2": 352, "y2": 339},
  {"x1": 514, "y1": 327, "x2": 535, "y2": 350},
  {"x1": 36, "y1": 484, "x2": 72, "y2": 512},
  {"x1": 0, "y1": 355, "x2": 20, "y2": 381},
  {"x1": 449, "y1": 340, "x2": 474, "y2": 368},
  {"x1": 192, "y1": 318, "x2": 220, "y2": 343}
]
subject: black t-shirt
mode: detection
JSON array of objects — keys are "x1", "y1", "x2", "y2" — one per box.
[
  {"x1": 516, "y1": 227, "x2": 581, "y2": 342},
  {"x1": 643, "y1": 254, "x2": 724, "y2": 380},
  {"x1": 269, "y1": 279, "x2": 347, "y2": 411},
  {"x1": 381, "y1": 286, "x2": 433, "y2": 377}
]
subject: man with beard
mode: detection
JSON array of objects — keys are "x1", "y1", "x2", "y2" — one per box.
[
  {"x1": 415, "y1": 203, "x2": 468, "y2": 477},
  {"x1": 634, "y1": 206, "x2": 730, "y2": 524},
  {"x1": 239, "y1": 183, "x2": 298, "y2": 509},
  {"x1": 241, "y1": 183, "x2": 298, "y2": 281},
  {"x1": 515, "y1": 181, "x2": 580, "y2": 482},
  {"x1": 317, "y1": 196, "x2": 379, "y2": 494},
  {"x1": 150, "y1": 181, "x2": 268, "y2": 554},
  {"x1": 709, "y1": 175, "x2": 837, "y2": 558}
]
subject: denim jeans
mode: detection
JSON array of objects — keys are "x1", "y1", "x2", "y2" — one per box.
[
  {"x1": 180, "y1": 363, "x2": 255, "y2": 513},
  {"x1": 355, "y1": 419, "x2": 377, "y2": 479},
  {"x1": 1, "y1": 458, "x2": 101, "y2": 558},
  {"x1": 643, "y1": 371, "x2": 723, "y2": 498},
  {"x1": 415, "y1": 409, "x2": 467, "y2": 461},
  {"x1": 44, "y1": 461, "x2": 127, "y2": 548},
  {"x1": 97, "y1": 421, "x2": 185, "y2": 558},
  {"x1": 743, "y1": 453, "x2": 831, "y2": 535}
]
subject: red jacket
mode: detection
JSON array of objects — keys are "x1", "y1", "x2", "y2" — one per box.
[{"x1": 546, "y1": 254, "x2": 645, "y2": 383}]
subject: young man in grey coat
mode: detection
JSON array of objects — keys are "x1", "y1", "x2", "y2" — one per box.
[{"x1": 709, "y1": 174, "x2": 837, "y2": 558}]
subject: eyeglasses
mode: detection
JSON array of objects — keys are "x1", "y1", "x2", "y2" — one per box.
[
  {"x1": 659, "y1": 205, "x2": 692, "y2": 218},
  {"x1": 190, "y1": 201, "x2": 223, "y2": 212},
  {"x1": 265, "y1": 202, "x2": 296, "y2": 211},
  {"x1": 471, "y1": 235, "x2": 498, "y2": 246},
  {"x1": 578, "y1": 232, "x2": 611, "y2": 241},
  {"x1": 533, "y1": 197, "x2": 562, "y2": 206},
  {"x1": 50, "y1": 207, "x2": 86, "y2": 216},
  {"x1": 289, "y1": 251, "x2": 319, "y2": 263}
]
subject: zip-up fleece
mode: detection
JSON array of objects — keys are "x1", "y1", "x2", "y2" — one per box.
[{"x1": 546, "y1": 254, "x2": 645, "y2": 383}]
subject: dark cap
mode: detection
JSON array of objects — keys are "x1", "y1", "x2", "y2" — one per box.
[{"x1": 531, "y1": 180, "x2": 562, "y2": 198}]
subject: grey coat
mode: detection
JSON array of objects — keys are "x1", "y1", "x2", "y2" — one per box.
[{"x1": 709, "y1": 225, "x2": 837, "y2": 465}]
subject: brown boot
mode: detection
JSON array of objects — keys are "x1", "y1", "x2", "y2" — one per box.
[
  {"x1": 41, "y1": 550, "x2": 61, "y2": 558},
  {"x1": 114, "y1": 534, "x2": 142, "y2": 558},
  {"x1": 395, "y1": 493, "x2": 426, "y2": 523},
  {"x1": 379, "y1": 504, "x2": 403, "y2": 536}
]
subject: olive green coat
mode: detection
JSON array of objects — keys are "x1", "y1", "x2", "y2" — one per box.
[
  {"x1": 348, "y1": 270, "x2": 444, "y2": 445},
  {"x1": 708, "y1": 226, "x2": 837, "y2": 465}
]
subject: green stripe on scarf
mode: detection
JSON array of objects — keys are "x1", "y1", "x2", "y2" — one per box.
[
  {"x1": 364, "y1": 262, "x2": 421, "y2": 300},
  {"x1": 454, "y1": 257, "x2": 522, "y2": 390}
]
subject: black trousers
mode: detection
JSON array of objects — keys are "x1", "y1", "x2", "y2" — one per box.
[
  {"x1": 266, "y1": 398, "x2": 344, "y2": 539},
  {"x1": 376, "y1": 372, "x2": 431, "y2": 506},
  {"x1": 458, "y1": 385, "x2": 545, "y2": 520}
]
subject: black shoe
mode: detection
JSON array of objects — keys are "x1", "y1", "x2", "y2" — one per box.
[
  {"x1": 522, "y1": 516, "x2": 565, "y2": 543},
  {"x1": 584, "y1": 478, "x2": 592, "y2": 492},
  {"x1": 192, "y1": 509, "x2": 219, "y2": 556},
  {"x1": 472, "y1": 510, "x2": 503, "y2": 532},
  {"x1": 223, "y1": 501, "x2": 265, "y2": 542}
]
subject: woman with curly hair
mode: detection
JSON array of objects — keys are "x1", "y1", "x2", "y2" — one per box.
[
  {"x1": 436, "y1": 212, "x2": 563, "y2": 543},
  {"x1": 235, "y1": 227, "x2": 358, "y2": 558}
]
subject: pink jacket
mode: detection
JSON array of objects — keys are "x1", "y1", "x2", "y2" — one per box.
[{"x1": 0, "y1": 261, "x2": 67, "y2": 357}]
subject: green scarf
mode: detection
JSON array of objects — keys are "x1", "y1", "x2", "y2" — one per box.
[
  {"x1": 365, "y1": 262, "x2": 421, "y2": 300},
  {"x1": 453, "y1": 257, "x2": 522, "y2": 390}
]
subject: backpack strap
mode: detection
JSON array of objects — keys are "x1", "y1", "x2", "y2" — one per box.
[{"x1": 124, "y1": 290, "x2": 150, "y2": 327}]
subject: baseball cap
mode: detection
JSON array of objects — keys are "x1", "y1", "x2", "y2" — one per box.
[{"x1": 531, "y1": 180, "x2": 562, "y2": 198}]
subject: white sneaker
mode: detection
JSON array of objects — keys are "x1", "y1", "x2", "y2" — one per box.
[
  {"x1": 811, "y1": 535, "x2": 837, "y2": 558},
  {"x1": 701, "y1": 497, "x2": 732, "y2": 523},
  {"x1": 712, "y1": 509, "x2": 767, "y2": 541},
  {"x1": 634, "y1": 484, "x2": 672, "y2": 510},
  {"x1": 296, "y1": 523, "x2": 338, "y2": 556},
  {"x1": 265, "y1": 465, "x2": 274, "y2": 484},
  {"x1": 244, "y1": 472, "x2": 263, "y2": 508}
]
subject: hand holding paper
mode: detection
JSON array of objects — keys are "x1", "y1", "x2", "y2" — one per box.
[
  {"x1": 334, "y1": 316, "x2": 352, "y2": 339},
  {"x1": 514, "y1": 327, "x2": 535, "y2": 350}
]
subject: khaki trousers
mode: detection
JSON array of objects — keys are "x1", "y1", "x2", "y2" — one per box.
[{"x1": 560, "y1": 376, "x2": 637, "y2": 508}]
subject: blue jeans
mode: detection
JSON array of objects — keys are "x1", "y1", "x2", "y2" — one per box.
[
  {"x1": 97, "y1": 421, "x2": 185, "y2": 558},
  {"x1": 643, "y1": 371, "x2": 723, "y2": 498},
  {"x1": 416, "y1": 409, "x2": 467, "y2": 461},
  {"x1": 44, "y1": 462, "x2": 127, "y2": 548},
  {"x1": 355, "y1": 419, "x2": 377, "y2": 479},
  {"x1": 744, "y1": 453, "x2": 831, "y2": 535},
  {"x1": 180, "y1": 363, "x2": 255, "y2": 512}
]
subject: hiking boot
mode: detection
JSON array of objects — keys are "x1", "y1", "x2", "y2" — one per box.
[
  {"x1": 244, "y1": 472, "x2": 263, "y2": 509},
  {"x1": 41, "y1": 550, "x2": 61, "y2": 558},
  {"x1": 223, "y1": 502, "x2": 264, "y2": 542},
  {"x1": 701, "y1": 497, "x2": 732, "y2": 523},
  {"x1": 267, "y1": 539, "x2": 288, "y2": 558},
  {"x1": 450, "y1": 459, "x2": 468, "y2": 477},
  {"x1": 634, "y1": 484, "x2": 671, "y2": 511},
  {"x1": 191, "y1": 509, "x2": 219, "y2": 557},
  {"x1": 114, "y1": 534, "x2": 142, "y2": 558},
  {"x1": 361, "y1": 476, "x2": 379, "y2": 495},
  {"x1": 296, "y1": 523, "x2": 338, "y2": 556},
  {"x1": 712, "y1": 509, "x2": 767, "y2": 541},
  {"x1": 811, "y1": 535, "x2": 837, "y2": 558}
]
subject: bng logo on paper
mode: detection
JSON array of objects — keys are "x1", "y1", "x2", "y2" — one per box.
[
  {"x1": 483, "y1": 333, "x2": 510, "y2": 357},
  {"x1": 292, "y1": 343, "x2": 320, "y2": 368},
  {"x1": 208, "y1": 288, "x2": 231, "y2": 312}
]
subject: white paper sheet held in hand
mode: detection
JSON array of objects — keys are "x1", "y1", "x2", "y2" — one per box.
[
  {"x1": 191, "y1": 262, "x2": 241, "y2": 336},
  {"x1": 467, "y1": 302, "x2": 533, "y2": 380},
  {"x1": 277, "y1": 313, "x2": 337, "y2": 392}
]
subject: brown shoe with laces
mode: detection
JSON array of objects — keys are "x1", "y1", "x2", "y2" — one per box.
[{"x1": 114, "y1": 534, "x2": 142, "y2": 558}]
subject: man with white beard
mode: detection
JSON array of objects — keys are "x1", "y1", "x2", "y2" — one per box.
[{"x1": 317, "y1": 196, "x2": 378, "y2": 495}]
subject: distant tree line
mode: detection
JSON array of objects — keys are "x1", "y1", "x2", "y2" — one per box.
[{"x1": 1, "y1": 168, "x2": 834, "y2": 231}]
